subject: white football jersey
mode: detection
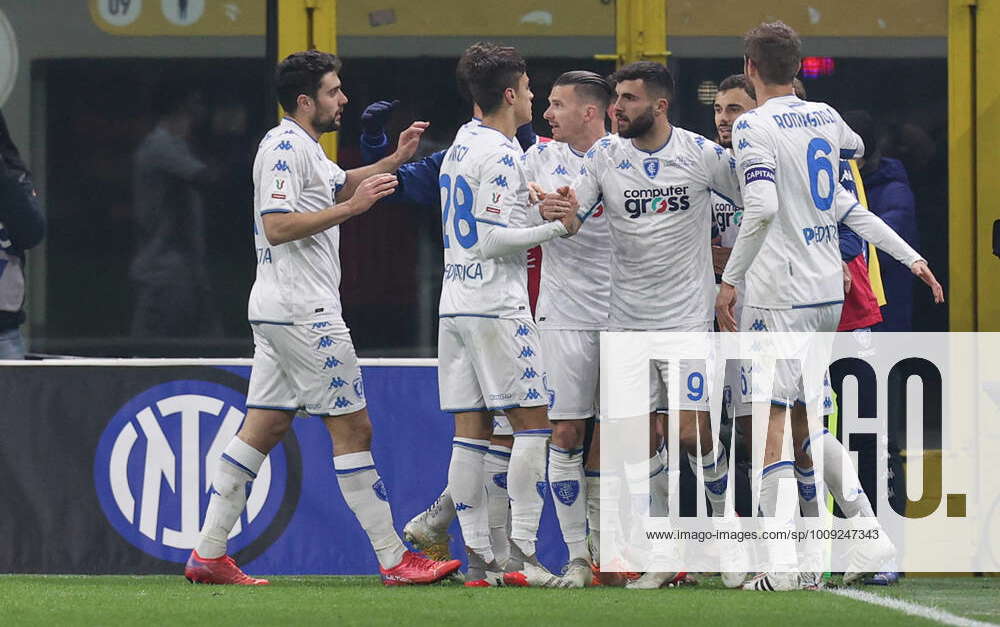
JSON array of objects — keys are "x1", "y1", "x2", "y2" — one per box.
[
  {"x1": 438, "y1": 123, "x2": 534, "y2": 319},
  {"x1": 248, "y1": 117, "x2": 348, "y2": 324},
  {"x1": 521, "y1": 139, "x2": 611, "y2": 330},
  {"x1": 729, "y1": 95, "x2": 864, "y2": 309},
  {"x1": 571, "y1": 129, "x2": 742, "y2": 329}
]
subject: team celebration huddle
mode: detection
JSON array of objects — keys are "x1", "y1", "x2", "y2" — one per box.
[{"x1": 183, "y1": 20, "x2": 944, "y2": 591}]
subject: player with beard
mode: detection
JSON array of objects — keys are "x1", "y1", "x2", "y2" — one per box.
[
  {"x1": 186, "y1": 50, "x2": 461, "y2": 586},
  {"x1": 542, "y1": 61, "x2": 743, "y2": 589}
]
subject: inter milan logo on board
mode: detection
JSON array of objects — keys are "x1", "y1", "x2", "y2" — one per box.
[
  {"x1": 93, "y1": 381, "x2": 290, "y2": 563},
  {"x1": 643, "y1": 158, "x2": 659, "y2": 179}
]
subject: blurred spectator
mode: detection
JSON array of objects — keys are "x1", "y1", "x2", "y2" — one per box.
[
  {"x1": 843, "y1": 110, "x2": 920, "y2": 331},
  {"x1": 129, "y1": 84, "x2": 219, "y2": 339},
  {"x1": 0, "y1": 110, "x2": 45, "y2": 359}
]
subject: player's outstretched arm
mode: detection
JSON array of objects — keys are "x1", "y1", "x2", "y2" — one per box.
[
  {"x1": 337, "y1": 121, "x2": 428, "y2": 201},
  {"x1": 477, "y1": 220, "x2": 569, "y2": 260},
  {"x1": 262, "y1": 173, "x2": 397, "y2": 245},
  {"x1": 834, "y1": 186, "x2": 943, "y2": 303}
]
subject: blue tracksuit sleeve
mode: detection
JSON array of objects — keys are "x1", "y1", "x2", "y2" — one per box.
[
  {"x1": 360, "y1": 132, "x2": 390, "y2": 166},
  {"x1": 838, "y1": 223, "x2": 863, "y2": 261},
  {"x1": 393, "y1": 150, "x2": 446, "y2": 208}
]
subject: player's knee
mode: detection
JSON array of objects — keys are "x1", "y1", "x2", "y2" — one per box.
[{"x1": 551, "y1": 420, "x2": 584, "y2": 449}]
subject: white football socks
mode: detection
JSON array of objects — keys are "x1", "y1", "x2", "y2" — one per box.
[
  {"x1": 484, "y1": 444, "x2": 512, "y2": 566},
  {"x1": 649, "y1": 454, "x2": 670, "y2": 517},
  {"x1": 196, "y1": 437, "x2": 265, "y2": 559},
  {"x1": 805, "y1": 429, "x2": 874, "y2": 518},
  {"x1": 585, "y1": 470, "x2": 602, "y2": 563},
  {"x1": 509, "y1": 430, "x2": 550, "y2": 558},
  {"x1": 334, "y1": 451, "x2": 406, "y2": 570},
  {"x1": 448, "y1": 438, "x2": 494, "y2": 563},
  {"x1": 688, "y1": 445, "x2": 730, "y2": 516},
  {"x1": 794, "y1": 464, "x2": 821, "y2": 517},
  {"x1": 759, "y1": 460, "x2": 799, "y2": 572},
  {"x1": 548, "y1": 443, "x2": 588, "y2": 562}
]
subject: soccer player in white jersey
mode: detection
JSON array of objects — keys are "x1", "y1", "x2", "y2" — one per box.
[
  {"x1": 712, "y1": 73, "x2": 757, "y2": 433},
  {"x1": 715, "y1": 22, "x2": 944, "y2": 591},
  {"x1": 542, "y1": 61, "x2": 743, "y2": 589},
  {"x1": 185, "y1": 50, "x2": 461, "y2": 586},
  {"x1": 437, "y1": 43, "x2": 578, "y2": 587},
  {"x1": 519, "y1": 70, "x2": 614, "y2": 587}
]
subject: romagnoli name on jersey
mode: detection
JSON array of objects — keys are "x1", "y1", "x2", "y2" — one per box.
[{"x1": 623, "y1": 185, "x2": 690, "y2": 219}]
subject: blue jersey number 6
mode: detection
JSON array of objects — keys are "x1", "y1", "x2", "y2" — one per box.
[{"x1": 806, "y1": 137, "x2": 834, "y2": 211}]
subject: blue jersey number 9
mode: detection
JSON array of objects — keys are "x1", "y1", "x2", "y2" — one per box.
[
  {"x1": 686, "y1": 371, "x2": 705, "y2": 402},
  {"x1": 439, "y1": 174, "x2": 479, "y2": 249},
  {"x1": 806, "y1": 137, "x2": 834, "y2": 211}
]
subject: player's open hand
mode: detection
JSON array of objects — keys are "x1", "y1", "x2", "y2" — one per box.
[
  {"x1": 392, "y1": 121, "x2": 430, "y2": 164},
  {"x1": 351, "y1": 173, "x2": 398, "y2": 214},
  {"x1": 715, "y1": 282, "x2": 738, "y2": 332},
  {"x1": 842, "y1": 261, "x2": 853, "y2": 295},
  {"x1": 911, "y1": 260, "x2": 944, "y2": 303},
  {"x1": 540, "y1": 195, "x2": 573, "y2": 221}
]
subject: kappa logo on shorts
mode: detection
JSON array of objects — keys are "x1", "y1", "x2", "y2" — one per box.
[
  {"x1": 455, "y1": 502, "x2": 472, "y2": 511},
  {"x1": 328, "y1": 376, "x2": 348, "y2": 389},
  {"x1": 524, "y1": 388, "x2": 542, "y2": 401},
  {"x1": 333, "y1": 397, "x2": 353, "y2": 409},
  {"x1": 93, "y1": 381, "x2": 289, "y2": 563},
  {"x1": 312, "y1": 321, "x2": 331, "y2": 329},
  {"x1": 518, "y1": 346, "x2": 535, "y2": 358},
  {"x1": 323, "y1": 357, "x2": 342, "y2": 369},
  {"x1": 551, "y1": 480, "x2": 580, "y2": 506},
  {"x1": 749, "y1": 319, "x2": 768, "y2": 331},
  {"x1": 515, "y1": 324, "x2": 531, "y2": 337},
  {"x1": 317, "y1": 336, "x2": 334, "y2": 349},
  {"x1": 521, "y1": 368, "x2": 538, "y2": 380}
]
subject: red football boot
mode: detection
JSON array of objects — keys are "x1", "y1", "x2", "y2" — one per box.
[
  {"x1": 380, "y1": 550, "x2": 462, "y2": 586},
  {"x1": 185, "y1": 551, "x2": 269, "y2": 585}
]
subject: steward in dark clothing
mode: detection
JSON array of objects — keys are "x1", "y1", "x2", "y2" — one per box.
[{"x1": 0, "y1": 111, "x2": 45, "y2": 358}]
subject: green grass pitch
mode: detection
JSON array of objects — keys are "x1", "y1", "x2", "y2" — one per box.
[{"x1": 0, "y1": 575, "x2": 995, "y2": 626}]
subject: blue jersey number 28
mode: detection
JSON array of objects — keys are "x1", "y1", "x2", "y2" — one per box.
[
  {"x1": 806, "y1": 137, "x2": 834, "y2": 211},
  {"x1": 439, "y1": 173, "x2": 478, "y2": 249}
]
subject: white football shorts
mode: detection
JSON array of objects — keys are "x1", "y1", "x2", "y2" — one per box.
[
  {"x1": 438, "y1": 316, "x2": 550, "y2": 413},
  {"x1": 649, "y1": 321, "x2": 713, "y2": 414},
  {"x1": 539, "y1": 328, "x2": 600, "y2": 421},
  {"x1": 247, "y1": 319, "x2": 365, "y2": 417},
  {"x1": 740, "y1": 304, "x2": 839, "y2": 410}
]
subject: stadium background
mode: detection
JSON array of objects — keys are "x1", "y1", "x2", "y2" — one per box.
[
  {"x1": 2, "y1": 0, "x2": 996, "y2": 360},
  {"x1": 0, "y1": 2, "x2": 998, "y2": 622}
]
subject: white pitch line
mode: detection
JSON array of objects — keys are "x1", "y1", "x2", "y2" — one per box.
[{"x1": 828, "y1": 587, "x2": 995, "y2": 627}]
